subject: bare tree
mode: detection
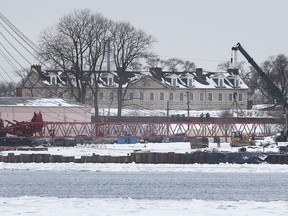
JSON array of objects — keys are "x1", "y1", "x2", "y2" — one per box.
[
  {"x1": 128, "y1": 61, "x2": 143, "y2": 71},
  {"x1": 145, "y1": 55, "x2": 161, "y2": 69},
  {"x1": 182, "y1": 60, "x2": 196, "y2": 72},
  {"x1": 0, "y1": 81, "x2": 15, "y2": 96},
  {"x1": 38, "y1": 9, "x2": 110, "y2": 116},
  {"x1": 161, "y1": 58, "x2": 184, "y2": 72},
  {"x1": 110, "y1": 21, "x2": 155, "y2": 116},
  {"x1": 251, "y1": 54, "x2": 288, "y2": 105}
]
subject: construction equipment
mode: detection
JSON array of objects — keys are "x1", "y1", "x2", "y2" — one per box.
[
  {"x1": 232, "y1": 43, "x2": 288, "y2": 140},
  {"x1": 231, "y1": 131, "x2": 251, "y2": 147},
  {"x1": 0, "y1": 112, "x2": 44, "y2": 146}
]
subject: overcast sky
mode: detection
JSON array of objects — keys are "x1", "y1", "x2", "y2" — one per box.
[{"x1": 1, "y1": 0, "x2": 288, "y2": 81}]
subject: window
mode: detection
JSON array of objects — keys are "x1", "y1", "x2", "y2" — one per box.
[
  {"x1": 169, "y1": 93, "x2": 174, "y2": 100},
  {"x1": 99, "y1": 92, "x2": 104, "y2": 100},
  {"x1": 219, "y1": 79, "x2": 223, "y2": 87},
  {"x1": 140, "y1": 92, "x2": 144, "y2": 100},
  {"x1": 189, "y1": 93, "x2": 194, "y2": 101},
  {"x1": 208, "y1": 93, "x2": 212, "y2": 101},
  {"x1": 109, "y1": 92, "x2": 114, "y2": 100},
  {"x1": 200, "y1": 92, "x2": 204, "y2": 101},
  {"x1": 218, "y1": 93, "x2": 223, "y2": 101},
  {"x1": 51, "y1": 77, "x2": 56, "y2": 85},
  {"x1": 180, "y1": 93, "x2": 184, "y2": 101},
  {"x1": 235, "y1": 79, "x2": 239, "y2": 87},
  {"x1": 48, "y1": 92, "x2": 53, "y2": 98},
  {"x1": 108, "y1": 77, "x2": 113, "y2": 86},
  {"x1": 172, "y1": 78, "x2": 177, "y2": 86},
  {"x1": 239, "y1": 93, "x2": 243, "y2": 101},
  {"x1": 188, "y1": 79, "x2": 193, "y2": 87},
  {"x1": 229, "y1": 93, "x2": 233, "y2": 101},
  {"x1": 160, "y1": 92, "x2": 164, "y2": 100},
  {"x1": 130, "y1": 93, "x2": 133, "y2": 100},
  {"x1": 150, "y1": 92, "x2": 154, "y2": 100}
]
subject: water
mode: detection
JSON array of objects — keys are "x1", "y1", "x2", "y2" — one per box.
[{"x1": 0, "y1": 170, "x2": 287, "y2": 201}]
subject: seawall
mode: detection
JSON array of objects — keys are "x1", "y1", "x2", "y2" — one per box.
[{"x1": 1, "y1": 152, "x2": 287, "y2": 164}]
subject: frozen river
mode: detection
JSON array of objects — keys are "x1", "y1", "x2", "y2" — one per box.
[{"x1": 1, "y1": 170, "x2": 288, "y2": 201}]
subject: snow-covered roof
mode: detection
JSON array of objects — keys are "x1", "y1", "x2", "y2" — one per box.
[
  {"x1": 0, "y1": 97, "x2": 86, "y2": 107},
  {"x1": 39, "y1": 68, "x2": 248, "y2": 90}
]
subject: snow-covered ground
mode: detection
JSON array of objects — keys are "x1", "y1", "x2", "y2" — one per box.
[
  {"x1": 0, "y1": 135, "x2": 282, "y2": 158},
  {"x1": 0, "y1": 196, "x2": 287, "y2": 216}
]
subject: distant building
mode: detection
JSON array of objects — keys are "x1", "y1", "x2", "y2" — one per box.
[
  {"x1": 0, "y1": 97, "x2": 91, "y2": 123},
  {"x1": 17, "y1": 65, "x2": 248, "y2": 112}
]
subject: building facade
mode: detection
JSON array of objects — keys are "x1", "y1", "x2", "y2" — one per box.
[{"x1": 18, "y1": 66, "x2": 248, "y2": 112}]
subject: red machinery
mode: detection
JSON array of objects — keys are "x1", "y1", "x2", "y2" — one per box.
[
  {"x1": 0, "y1": 111, "x2": 272, "y2": 146},
  {"x1": 0, "y1": 112, "x2": 44, "y2": 146}
]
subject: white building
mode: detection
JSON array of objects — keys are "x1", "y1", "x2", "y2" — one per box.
[{"x1": 0, "y1": 97, "x2": 91, "y2": 123}]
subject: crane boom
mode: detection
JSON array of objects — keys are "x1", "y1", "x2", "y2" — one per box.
[{"x1": 232, "y1": 43, "x2": 288, "y2": 110}]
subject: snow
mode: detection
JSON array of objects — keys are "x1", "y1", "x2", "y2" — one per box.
[
  {"x1": 0, "y1": 137, "x2": 282, "y2": 159},
  {"x1": 1, "y1": 140, "x2": 288, "y2": 215},
  {"x1": 98, "y1": 107, "x2": 275, "y2": 118},
  {"x1": 0, "y1": 196, "x2": 287, "y2": 216},
  {"x1": 24, "y1": 98, "x2": 81, "y2": 107}
]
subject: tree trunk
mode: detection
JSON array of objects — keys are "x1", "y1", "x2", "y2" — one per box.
[{"x1": 117, "y1": 84, "x2": 123, "y2": 117}]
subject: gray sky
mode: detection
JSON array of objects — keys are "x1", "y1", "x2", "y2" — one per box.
[{"x1": 1, "y1": 0, "x2": 288, "y2": 81}]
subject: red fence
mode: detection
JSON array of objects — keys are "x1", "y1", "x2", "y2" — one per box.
[{"x1": 18, "y1": 121, "x2": 273, "y2": 139}]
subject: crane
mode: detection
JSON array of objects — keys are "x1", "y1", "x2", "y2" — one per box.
[
  {"x1": 231, "y1": 43, "x2": 288, "y2": 110},
  {"x1": 232, "y1": 43, "x2": 288, "y2": 141}
]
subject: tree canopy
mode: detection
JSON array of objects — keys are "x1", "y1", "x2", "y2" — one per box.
[{"x1": 38, "y1": 9, "x2": 155, "y2": 116}]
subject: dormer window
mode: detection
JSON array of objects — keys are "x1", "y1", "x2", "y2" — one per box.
[
  {"x1": 108, "y1": 77, "x2": 113, "y2": 86},
  {"x1": 235, "y1": 79, "x2": 239, "y2": 87},
  {"x1": 219, "y1": 78, "x2": 223, "y2": 87},
  {"x1": 172, "y1": 78, "x2": 177, "y2": 86},
  {"x1": 188, "y1": 78, "x2": 193, "y2": 87},
  {"x1": 50, "y1": 75, "x2": 57, "y2": 85},
  {"x1": 106, "y1": 73, "x2": 114, "y2": 86}
]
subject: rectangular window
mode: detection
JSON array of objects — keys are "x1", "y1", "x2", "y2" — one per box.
[
  {"x1": 160, "y1": 92, "x2": 164, "y2": 100},
  {"x1": 169, "y1": 93, "x2": 174, "y2": 100},
  {"x1": 150, "y1": 92, "x2": 154, "y2": 100},
  {"x1": 180, "y1": 93, "x2": 184, "y2": 101},
  {"x1": 218, "y1": 93, "x2": 223, "y2": 101},
  {"x1": 228, "y1": 93, "x2": 233, "y2": 101},
  {"x1": 235, "y1": 79, "x2": 239, "y2": 87},
  {"x1": 130, "y1": 93, "x2": 133, "y2": 100},
  {"x1": 189, "y1": 93, "x2": 194, "y2": 101},
  {"x1": 51, "y1": 77, "x2": 56, "y2": 85},
  {"x1": 172, "y1": 78, "x2": 177, "y2": 87},
  {"x1": 108, "y1": 77, "x2": 113, "y2": 86},
  {"x1": 229, "y1": 93, "x2": 233, "y2": 101},
  {"x1": 99, "y1": 92, "x2": 104, "y2": 100},
  {"x1": 188, "y1": 79, "x2": 193, "y2": 87},
  {"x1": 208, "y1": 93, "x2": 212, "y2": 101},
  {"x1": 219, "y1": 79, "x2": 223, "y2": 87},
  {"x1": 140, "y1": 92, "x2": 144, "y2": 100},
  {"x1": 200, "y1": 92, "x2": 204, "y2": 101},
  {"x1": 109, "y1": 92, "x2": 114, "y2": 100},
  {"x1": 239, "y1": 93, "x2": 243, "y2": 101}
]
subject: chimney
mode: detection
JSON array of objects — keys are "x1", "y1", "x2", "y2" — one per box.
[
  {"x1": 16, "y1": 87, "x2": 22, "y2": 97},
  {"x1": 31, "y1": 65, "x2": 41, "y2": 74},
  {"x1": 150, "y1": 67, "x2": 162, "y2": 80},
  {"x1": 195, "y1": 68, "x2": 203, "y2": 79}
]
